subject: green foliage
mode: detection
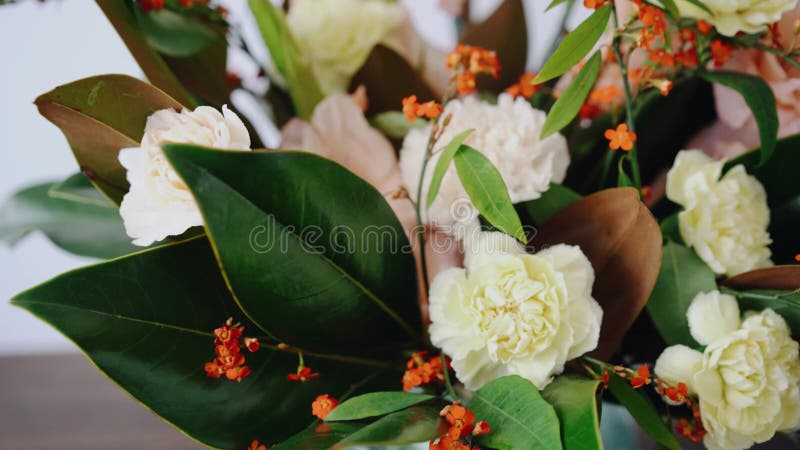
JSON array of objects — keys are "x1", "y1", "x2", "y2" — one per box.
[
  {"x1": 454, "y1": 145, "x2": 526, "y2": 242},
  {"x1": 541, "y1": 51, "x2": 602, "y2": 139},
  {"x1": 542, "y1": 376, "x2": 603, "y2": 450},
  {"x1": 606, "y1": 374, "x2": 681, "y2": 450},
  {"x1": 534, "y1": 5, "x2": 612, "y2": 84},
  {"x1": 646, "y1": 242, "x2": 716, "y2": 347},
  {"x1": 724, "y1": 289, "x2": 800, "y2": 336},
  {"x1": 517, "y1": 183, "x2": 581, "y2": 227},
  {"x1": 325, "y1": 392, "x2": 435, "y2": 422},
  {"x1": 470, "y1": 375, "x2": 562, "y2": 450},
  {"x1": 133, "y1": 6, "x2": 221, "y2": 58},
  {"x1": 336, "y1": 405, "x2": 442, "y2": 448},
  {"x1": 163, "y1": 145, "x2": 421, "y2": 352},
  {"x1": 427, "y1": 129, "x2": 475, "y2": 208}
]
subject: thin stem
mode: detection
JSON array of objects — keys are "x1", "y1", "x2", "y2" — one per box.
[{"x1": 440, "y1": 353, "x2": 459, "y2": 400}]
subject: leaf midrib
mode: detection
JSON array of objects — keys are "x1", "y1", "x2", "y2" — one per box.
[{"x1": 472, "y1": 391, "x2": 554, "y2": 450}]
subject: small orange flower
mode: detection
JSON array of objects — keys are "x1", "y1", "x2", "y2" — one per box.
[
  {"x1": 204, "y1": 318, "x2": 257, "y2": 382},
  {"x1": 676, "y1": 48, "x2": 699, "y2": 68},
  {"x1": 402, "y1": 95, "x2": 443, "y2": 122},
  {"x1": 605, "y1": 124, "x2": 637, "y2": 151},
  {"x1": 696, "y1": 20, "x2": 714, "y2": 35},
  {"x1": 446, "y1": 44, "x2": 501, "y2": 92},
  {"x1": 680, "y1": 28, "x2": 697, "y2": 43},
  {"x1": 249, "y1": 440, "x2": 267, "y2": 450},
  {"x1": 665, "y1": 382, "x2": 689, "y2": 404},
  {"x1": 676, "y1": 417, "x2": 707, "y2": 442},
  {"x1": 578, "y1": 102, "x2": 601, "y2": 121},
  {"x1": 226, "y1": 365, "x2": 251, "y2": 382},
  {"x1": 429, "y1": 435, "x2": 471, "y2": 450},
  {"x1": 403, "y1": 95, "x2": 420, "y2": 121},
  {"x1": 648, "y1": 48, "x2": 675, "y2": 67},
  {"x1": 457, "y1": 72, "x2": 477, "y2": 95},
  {"x1": 505, "y1": 72, "x2": 541, "y2": 99},
  {"x1": 583, "y1": 0, "x2": 609, "y2": 9},
  {"x1": 710, "y1": 40, "x2": 732, "y2": 67},
  {"x1": 287, "y1": 366, "x2": 320, "y2": 382},
  {"x1": 651, "y1": 79, "x2": 673, "y2": 96},
  {"x1": 589, "y1": 85, "x2": 623, "y2": 104},
  {"x1": 443, "y1": 402, "x2": 476, "y2": 439},
  {"x1": 311, "y1": 394, "x2": 339, "y2": 420},
  {"x1": 402, "y1": 352, "x2": 450, "y2": 392},
  {"x1": 638, "y1": 5, "x2": 666, "y2": 34},
  {"x1": 629, "y1": 364, "x2": 651, "y2": 389},
  {"x1": 472, "y1": 420, "x2": 491, "y2": 436},
  {"x1": 795, "y1": 254, "x2": 800, "y2": 262},
  {"x1": 244, "y1": 337, "x2": 260, "y2": 353}
]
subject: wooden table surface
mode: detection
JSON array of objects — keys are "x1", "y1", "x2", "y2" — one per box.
[{"x1": 0, "y1": 354, "x2": 205, "y2": 450}]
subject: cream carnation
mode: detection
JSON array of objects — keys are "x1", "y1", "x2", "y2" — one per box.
[
  {"x1": 656, "y1": 291, "x2": 800, "y2": 450},
  {"x1": 119, "y1": 105, "x2": 250, "y2": 246},
  {"x1": 428, "y1": 231, "x2": 602, "y2": 390},
  {"x1": 286, "y1": 0, "x2": 403, "y2": 94},
  {"x1": 399, "y1": 94, "x2": 570, "y2": 236},
  {"x1": 676, "y1": 0, "x2": 799, "y2": 36},
  {"x1": 666, "y1": 150, "x2": 772, "y2": 276}
]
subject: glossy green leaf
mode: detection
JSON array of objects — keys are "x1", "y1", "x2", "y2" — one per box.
[
  {"x1": 542, "y1": 376, "x2": 603, "y2": 450},
  {"x1": 0, "y1": 178, "x2": 136, "y2": 259},
  {"x1": 470, "y1": 375, "x2": 562, "y2": 450},
  {"x1": 646, "y1": 242, "x2": 716, "y2": 347},
  {"x1": 48, "y1": 172, "x2": 115, "y2": 207},
  {"x1": 722, "y1": 289, "x2": 800, "y2": 336},
  {"x1": 617, "y1": 158, "x2": 636, "y2": 188},
  {"x1": 336, "y1": 405, "x2": 442, "y2": 448},
  {"x1": 162, "y1": 145, "x2": 421, "y2": 352},
  {"x1": 426, "y1": 129, "x2": 475, "y2": 208},
  {"x1": 133, "y1": 7, "x2": 220, "y2": 58},
  {"x1": 368, "y1": 111, "x2": 425, "y2": 140},
  {"x1": 724, "y1": 133, "x2": 800, "y2": 206},
  {"x1": 35, "y1": 74, "x2": 182, "y2": 204},
  {"x1": 249, "y1": 0, "x2": 323, "y2": 119},
  {"x1": 518, "y1": 183, "x2": 581, "y2": 227},
  {"x1": 607, "y1": 374, "x2": 681, "y2": 450},
  {"x1": 541, "y1": 51, "x2": 601, "y2": 138},
  {"x1": 454, "y1": 145, "x2": 526, "y2": 242},
  {"x1": 326, "y1": 392, "x2": 435, "y2": 422},
  {"x1": 546, "y1": 0, "x2": 570, "y2": 11},
  {"x1": 699, "y1": 71, "x2": 777, "y2": 166},
  {"x1": 11, "y1": 238, "x2": 393, "y2": 448},
  {"x1": 659, "y1": 213, "x2": 682, "y2": 244},
  {"x1": 534, "y1": 5, "x2": 612, "y2": 84}
]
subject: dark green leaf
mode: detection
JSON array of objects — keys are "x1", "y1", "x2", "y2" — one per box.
[
  {"x1": 162, "y1": 145, "x2": 421, "y2": 352},
  {"x1": 659, "y1": 213, "x2": 682, "y2": 244},
  {"x1": 724, "y1": 133, "x2": 800, "y2": 206},
  {"x1": 427, "y1": 129, "x2": 475, "y2": 208},
  {"x1": 607, "y1": 374, "x2": 681, "y2": 450},
  {"x1": 699, "y1": 71, "x2": 778, "y2": 166},
  {"x1": 518, "y1": 183, "x2": 581, "y2": 227},
  {"x1": 541, "y1": 51, "x2": 602, "y2": 138},
  {"x1": 534, "y1": 5, "x2": 612, "y2": 84},
  {"x1": 722, "y1": 289, "x2": 800, "y2": 336},
  {"x1": 325, "y1": 392, "x2": 435, "y2": 422},
  {"x1": 133, "y1": 7, "x2": 220, "y2": 57},
  {"x1": 11, "y1": 238, "x2": 394, "y2": 448},
  {"x1": 454, "y1": 145, "x2": 526, "y2": 242},
  {"x1": 542, "y1": 376, "x2": 602, "y2": 450},
  {"x1": 470, "y1": 375, "x2": 562, "y2": 450},
  {"x1": 336, "y1": 405, "x2": 442, "y2": 448},
  {"x1": 35, "y1": 74, "x2": 183, "y2": 204},
  {"x1": 0, "y1": 179, "x2": 136, "y2": 259},
  {"x1": 646, "y1": 242, "x2": 716, "y2": 347}
]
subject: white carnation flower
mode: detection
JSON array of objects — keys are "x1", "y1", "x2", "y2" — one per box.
[
  {"x1": 666, "y1": 150, "x2": 772, "y2": 276},
  {"x1": 676, "y1": 0, "x2": 798, "y2": 36},
  {"x1": 655, "y1": 291, "x2": 800, "y2": 450},
  {"x1": 428, "y1": 231, "x2": 602, "y2": 390},
  {"x1": 287, "y1": 0, "x2": 403, "y2": 94},
  {"x1": 119, "y1": 105, "x2": 251, "y2": 247},
  {"x1": 399, "y1": 94, "x2": 570, "y2": 236}
]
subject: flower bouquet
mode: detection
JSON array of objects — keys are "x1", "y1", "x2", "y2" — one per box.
[{"x1": 3, "y1": 0, "x2": 800, "y2": 449}]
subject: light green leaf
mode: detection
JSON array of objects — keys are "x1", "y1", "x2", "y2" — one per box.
[
  {"x1": 699, "y1": 71, "x2": 777, "y2": 166},
  {"x1": 48, "y1": 172, "x2": 114, "y2": 207},
  {"x1": 336, "y1": 405, "x2": 442, "y2": 448},
  {"x1": 723, "y1": 289, "x2": 800, "y2": 336},
  {"x1": 607, "y1": 374, "x2": 681, "y2": 450},
  {"x1": 646, "y1": 242, "x2": 716, "y2": 347},
  {"x1": 534, "y1": 5, "x2": 612, "y2": 84},
  {"x1": 454, "y1": 145, "x2": 526, "y2": 242},
  {"x1": 682, "y1": 0, "x2": 712, "y2": 14},
  {"x1": 325, "y1": 392, "x2": 435, "y2": 422},
  {"x1": 518, "y1": 183, "x2": 581, "y2": 227},
  {"x1": 542, "y1": 376, "x2": 603, "y2": 450},
  {"x1": 470, "y1": 375, "x2": 562, "y2": 450},
  {"x1": 133, "y1": 6, "x2": 220, "y2": 57},
  {"x1": 368, "y1": 111, "x2": 425, "y2": 139},
  {"x1": 162, "y1": 145, "x2": 421, "y2": 352},
  {"x1": 11, "y1": 238, "x2": 393, "y2": 448},
  {"x1": 541, "y1": 51, "x2": 602, "y2": 139},
  {"x1": 546, "y1": 0, "x2": 571, "y2": 11},
  {"x1": 659, "y1": 213, "x2": 682, "y2": 244},
  {"x1": 427, "y1": 129, "x2": 475, "y2": 208}
]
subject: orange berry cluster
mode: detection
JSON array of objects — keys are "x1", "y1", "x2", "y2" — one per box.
[
  {"x1": 446, "y1": 45, "x2": 501, "y2": 95},
  {"x1": 430, "y1": 402, "x2": 490, "y2": 450},
  {"x1": 311, "y1": 394, "x2": 339, "y2": 420},
  {"x1": 505, "y1": 72, "x2": 542, "y2": 100},
  {"x1": 203, "y1": 318, "x2": 260, "y2": 382},
  {"x1": 402, "y1": 351, "x2": 450, "y2": 392},
  {"x1": 604, "y1": 123, "x2": 637, "y2": 151},
  {"x1": 402, "y1": 95, "x2": 444, "y2": 122}
]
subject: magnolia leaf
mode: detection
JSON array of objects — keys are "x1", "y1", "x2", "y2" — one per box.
[
  {"x1": 546, "y1": 0, "x2": 570, "y2": 11},
  {"x1": 542, "y1": 376, "x2": 602, "y2": 450},
  {"x1": 517, "y1": 183, "x2": 581, "y2": 227},
  {"x1": 35, "y1": 74, "x2": 183, "y2": 204},
  {"x1": 427, "y1": 129, "x2": 475, "y2": 208},
  {"x1": 162, "y1": 145, "x2": 421, "y2": 352},
  {"x1": 541, "y1": 51, "x2": 602, "y2": 139},
  {"x1": 607, "y1": 374, "x2": 681, "y2": 450},
  {"x1": 133, "y1": 6, "x2": 220, "y2": 58},
  {"x1": 722, "y1": 289, "x2": 800, "y2": 336},
  {"x1": 48, "y1": 172, "x2": 114, "y2": 207},
  {"x1": 454, "y1": 145, "x2": 526, "y2": 242},
  {"x1": 723, "y1": 266, "x2": 800, "y2": 292},
  {"x1": 534, "y1": 5, "x2": 612, "y2": 84},
  {"x1": 11, "y1": 238, "x2": 395, "y2": 448},
  {"x1": 335, "y1": 405, "x2": 442, "y2": 448},
  {"x1": 646, "y1": 242, "x2": 717, "y2": 347},
  {"x1": 325, "y1": 392, "x2": 436, "y2": 422},
  {"x1": 470, "y1": 375, "x2": 562, "y2": 450},
  {"x1": 699, "y1": 71, "x2": 777, "y2": 166},
  {"x1": 460, "y1": 0, "x2": 528, "y2": 92},
  {"x1": 530, "y1": 188, "x2": 662, "y2": 359}
]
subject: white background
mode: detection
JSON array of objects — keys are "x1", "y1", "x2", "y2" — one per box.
[{"x1": 0, "y1": 0, "x2": 586, "y2": 355}]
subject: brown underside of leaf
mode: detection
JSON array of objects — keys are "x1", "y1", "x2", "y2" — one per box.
[
  {"x1": 350, "y1": 45, "x2": 437, "y2": 116},
  {"x1": 723, "y1": 266, "x2": 800, "y2": 291},
  {"x1": 530, "y1": 187, "x2": 663, "y2": 360},
  {"x1": 460, "y1": 0, "x2": 528, "y2": 93}
]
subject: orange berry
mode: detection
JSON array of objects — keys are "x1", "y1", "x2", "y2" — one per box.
[{"x1": 311, "y1": 394, "x2": 339, "y2": 420}]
